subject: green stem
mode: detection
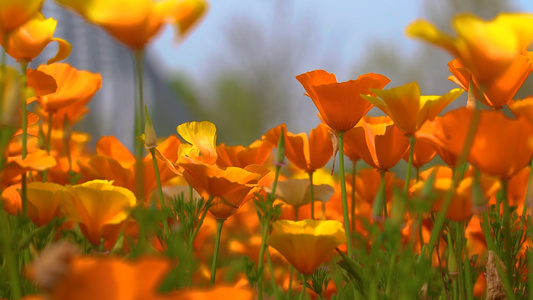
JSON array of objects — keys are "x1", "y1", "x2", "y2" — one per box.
[
  {"x1": 522, "y1": 158, "x2": 533, "y2": 216},
  {"x1": 287, "y1": 266, "x2": 295, "y2": 300},
  {"x1": 308, "y1": 172, "x2": 315, "y2": 219},
  {"x1": 266, "y1": 249, "x2": 280, "y2": 300},
  {"x1": 351, "y1": 160, "x2": 357, "y2": 240},
  {"x1": 41, "y1": 111, "x2": 53, "y2": 182},
  {"x1": 298, "y1": 274, "x2": 308, "y2": 300},
  {"x1": 0, "y1": 207, "x2": 22, "y2": 299},
  {"x1": 149, "y1": 148, "x2": 169, "y2": 235},
  {"x1": 133, "y1": 49, "x2": 145, "y2": 201},
  {"x1": 462, "y1": 227, "x2": 474, "y2": 300},
  {"x1": 372, "y1": 170, "x2": 387, "y2": 219},
  {"x1": 500, "y1": 180, "x2": 513, "y2": 285},
  {"x1": 403, "y1": 135, "x2": 416, "y2": 195},
  {"x1": 187, "y1": 196, "x2": 213, "y2": 287},
  {"x1": 337, "y1": 131, "x2": 353, "y2": 257},
  {"x1": 19, "y1": 61, "x2": 28, "y2": 217},
  {"x1": 210, "y1": 218, "x2": 225, "y2": 286}
]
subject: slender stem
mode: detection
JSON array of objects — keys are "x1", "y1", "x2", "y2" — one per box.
[
  {"x1": 523, "y1": 158, "x2": 533, "y2": 216},
  {"x1": 462, "y1": 226, "x2": 474, "y2": 300},
  {"x1": 298, "y1": 274, "x2": 308, "y2": 300},
  {"x1": 287, "y1": 266, "x2": 294, "y2": 300},
  {"x1": 403, "y1": 135, "x2": 416, "y2": 195},
  {"x1": 149, "y1": 148, "x2": 169, "y2": 235},
  {"x1": 210, "y1": 218, "x2": 225, "y2": 286},
  {"x1": 372, "y1": 170, "x2": 387, "y2": 219},
  {"x1": 337, "y1": 131, "x2": 353, "y2": 257},
  {"x1": 266, "y1": 249, "x2": 280, "y2": 300},
  {"x1": 351, "y1": 160, "x2": 357, "y2": 240},
  {"x1": 187, "y1": 196, "x2": 213, "y2": 287},
  {"x1": 41, "y1": 111, "x2": 54, "y2": 182},
  {"x1": 500, "y1": 180, "x2": 513, "y2": 285},
  {"x1": 308, "y1": 171, "x2": 315, "y2": 219},
  {"x1": 133, "y1": 49, "x2": 145, "y2": 200},
  {"x1": 19, "y1": 61, "x2": 28, "y2": 216}
]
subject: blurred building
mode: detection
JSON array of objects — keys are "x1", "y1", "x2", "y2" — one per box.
[{"x1": 33, "y1": 2, "x2": 194, "y2": 150}]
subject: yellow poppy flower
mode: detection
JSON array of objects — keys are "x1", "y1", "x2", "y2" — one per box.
[
  {"x1": 361, "y1": 81, "x2": 463, "y2": 135},
  {"x1": 56, "y1": 0, "x2": 208, "y2": 49},
  {"x1": 267, "y1": 219, "x2": 346, "y2": 274},
  {"x1": 60, "y1": 180, "x2": 136, "y2": 249},
  {"x1": 406, "y1": 13, "x2": 533, "y2": 84},
  {"x1": 1, "y1": 13, "x2": 71, "y2": 63},
  {"x1": 0, "y1": 0, "x2": 44, "y2": 32},
  {"x1": 177, "y1": 120, "x2": 218, "y2": 164}
]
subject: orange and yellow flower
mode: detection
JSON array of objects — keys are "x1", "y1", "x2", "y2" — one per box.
[
  {"x1": 407, "y1": 13, "x2": 533, "y2": 84},
  {"x1": 56, "y1": 0, "x2": 208, "y2": 50},
  {"x1": 263, "y1": 123, "x2": 333, "y2": 173},
  {"x1": 343, "y1": 116, "x2": 409, "y2": 171},
  {"x1": 60, "y1": 180, "x2": 136, "y2": 249},
  {"x1": 179, "y1": 159, "x2": 267, "y2": 219},
  {"x1": 361, "y1": 81, "x2": 463, "y2": 135},
  {"x1": 267, "y1": 219, "x2": 346, "y2": 274},
  {"x1": 0, "y1": 13, "x2": 71, "y2": 63},
  {"x1": 296, "y1": 70, "x2": 389, "y2": 132},
  {"x1": 0, "y1": 0, "x2": 44, "y2": 32}
]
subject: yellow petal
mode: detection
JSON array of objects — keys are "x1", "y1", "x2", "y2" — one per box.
[{"x1": 46, "y1": 38, "x2": 72, "y2": 64}]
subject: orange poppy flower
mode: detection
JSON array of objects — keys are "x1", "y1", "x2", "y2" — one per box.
[
  {"x1": 343, "y1": 116, "x2": 410, "y2": 171},
  {"x1": 179, "y1": 159, "x2": 265, "y2": 220},
  {"x1": 448, "y1": 53, "x2": 533, "y2": 109},
  {"x1": 401, "y1": 139, "x2": 436, "y2": 168},
  {"x1": 354, "y1": 168, "x2": 402, "y2": 205},
  {"x1": 31, "y1": 63, "x2": 102, "y2": 113},
  {"x1": 415, "y1": 118, "x2": 460, "y2": 168},
  {"x1": 60, "y1": 180, "x2": 136, "y2": 249},
  {"x1": 31, "y1": 254, "x2": 174, "y2": 300},
  {"x1": 509, "y1": 96, "x2": 533, "y2": 123},
  {"x1": 80, "y1": 135, "x2": 181, "y2": 202},
  {"x1": 296, "y1": 70, "x2": 390, "y2": 132},
  {"x1": 361, "y1": 81, "x2": 463, "y2": 135},
  {"x1": 0, "y1": 13, "x2": 71, "y2": 63},
  {"x1": 56, "y1": 0, "x2": 208, "y2": 50},
  {"x1": 267, "y1": 219, "x2": 346, "y2": 274},
  {"x1": 407, "y1": 13, "x2": 533, "y2": 84},
  {"x1": 411, "y1": 174, "x2": 500, "y2": 221},
  {"x1": 417, "y1": 108, "x2": 533, "y2": 179},
  {"x1": 3, "y1": 149, "x2": 57, "y2": 185},
  {"x1": 263, "y1": 123, "x2": 333, "y2": 173},
  {"x1": 0, "y1": 0, "x2": 44, "y2": 32},
  {"x1": 216, "y1": 139, "x2": 273, "y2": 169}
]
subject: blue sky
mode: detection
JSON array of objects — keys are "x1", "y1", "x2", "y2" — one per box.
[{"x1": 149, "y1": 0, "x2": 533, "y2": 83}]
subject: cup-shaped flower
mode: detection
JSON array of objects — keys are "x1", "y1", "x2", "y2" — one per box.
[
  {"x1": 60, "y1": 180, "x2": 136, "y2": 249},
  {"x1": 296, "y1": 70, "x2": 390, "y2": 132},
  {"x1": 179, "y1": 159, "x2": 265, "y2": 219},
  {"x1": 344, "y1": 116, "x2": 410, "y2": 171},
  {"x1": 275, "y1": 178, "x2": 334, "y2": 209},
  {"x1": 0, "y1": 0, "x2": 44, "y2": 32},
  {"x1": 216, "y1": 140, "x2": 273, "y2": 169},
  {"x1": 406, "y1": 13, "x2": 533, "y2": 84},
  {"x1": 56, "y1": 0, "x2": 208, "y2": 50},
  {"x1": 26, "y1": 182, "x2": 63, "y2": 226},
  {"x1": 401, "y1": 139, "x2": 436, "y2": 168},
  {"x1": 1, "y1": 13, "x2": 71, "y2": 63},
  {"x1": 411, "y1": 175, "x2": 499, "y2": 221},
  {"x1": 32, "y1": 63, "x2": 102, "y2": 114},
  {"x1": 417, "y1": 108, "x2": 533, "y2": 179},
  {"x1": 448, "y1": 53, "x2": 533, "y2": 109},
  {"x1": 177, "y1": 120, "x2": 217, "y2": 164},
  {"x1": 510, "y1": 97, "x2": 533, "y2": 124},
  {"x1": 263, "y1": 123, "x2": 333, "y2": 173},
  {"x1": 267, "y1": 219, "x2": 346, "y2": 274},
  {"x1": 361, "y1": 81, "x2": 463, "y2": 135},
  {"x1": 354, "y1": 168, "x2": 402, "y2": 204}
]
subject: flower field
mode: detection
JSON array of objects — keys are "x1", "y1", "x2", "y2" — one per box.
[{"x1": 1, "y1": 1, "x2": 533, "y2": 299}]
